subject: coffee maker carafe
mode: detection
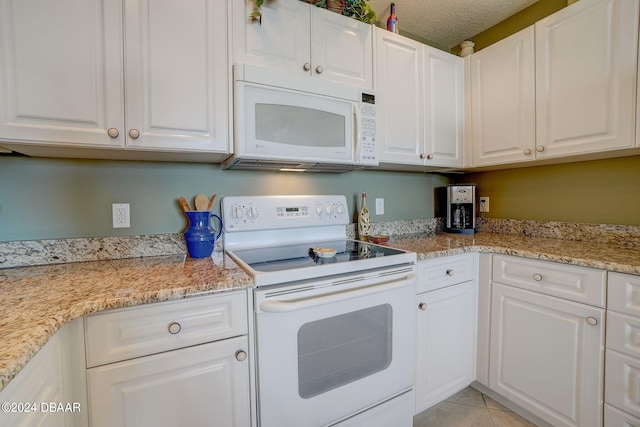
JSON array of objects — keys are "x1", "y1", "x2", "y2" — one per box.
[{"x1": 445, "y1": 185, "x2": 476, "y2": 234}]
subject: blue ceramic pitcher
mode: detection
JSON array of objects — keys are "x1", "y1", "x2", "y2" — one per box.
[{"x1": 183, "y1": 211, "x2": 223, "y2": 258}]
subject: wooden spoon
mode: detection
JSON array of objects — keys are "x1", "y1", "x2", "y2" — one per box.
[
  {"x1": 194, "y1": 193, "x2": 209, "y2": 211},
  {"x1": 207, "y1": 194, "x2": 217, "y2": 211},
  {"x1": 178, "y1": 196, "x2": 191, "y2": 212}
]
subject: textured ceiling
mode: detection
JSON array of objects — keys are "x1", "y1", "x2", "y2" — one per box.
[{"x1": 366, "y1": 0, "x2": 539, "y2": 50}]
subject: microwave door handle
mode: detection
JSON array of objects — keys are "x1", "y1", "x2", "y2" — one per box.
[
  {"x1": 259, "y1": 274, "x2": 415, "y2": 313},
  {"x1": 353, "y1": 102, "x2": 361, "y2": 160}
]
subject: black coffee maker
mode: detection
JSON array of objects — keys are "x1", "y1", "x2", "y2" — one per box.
[{"x1": 443, "y1": 185, "x2": 476, "y2": 234}]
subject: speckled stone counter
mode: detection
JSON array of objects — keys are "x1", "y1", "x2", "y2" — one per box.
[
  {"x1": 0, "y1": 251, "x2": 252, "y2": 391},
  {"x1": 387, "y1": 232, "x2": 640, "y2": 275}
]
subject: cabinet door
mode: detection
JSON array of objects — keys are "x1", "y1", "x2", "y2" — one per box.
[
  {"x1": 0, "y1": 0, "x2": 124, "y2": 148},
  {"x1": 232, "y1": 0, "x2": 310, "y2": 74},
  {"x1": 470, "y1": 26, "x2": 535, "y2": 166},
  {"x1": 311, "y1": 7, "x2": 373, "y2": 89},
  {"x1": 88, "y1": 335, "x2": 251, "y2": 427},
  {"x1": 422, "y1": 46, "x2": 463, "y2": 167},
  {"x1": 124, "y1": 0, "x2": 229, "y2": 152},
  {"x1": 415, "y1": 282, "x2": 476, "y2": 413},
  {"x1": 375, "y1": 29, "x2": 424, "y2": 165},
  {"x1": 490, "y1": 283, "x2": 604, "y2": 427},
  {"x1": 535, "y1": 0, "x2": 639, "y2": 158}
]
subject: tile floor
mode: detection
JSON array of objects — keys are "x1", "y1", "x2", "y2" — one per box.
[{"x1": 413, "y1": 387, "x2": 538, "y2": 427}]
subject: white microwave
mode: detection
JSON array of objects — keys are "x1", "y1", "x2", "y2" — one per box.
[{"x1": 222, "y1": 64, "x2": 377, "y2": 172}]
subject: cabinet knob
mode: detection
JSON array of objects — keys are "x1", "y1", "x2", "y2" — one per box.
[
  {"x1": 532, "y1": 273, "x2": 543, "y2": 282},
  {"x1": 303, "y1": 62, "x2": 311, "y2": 71},
  {"x1": 419, "y1": 153, "x2": 426, "y2": 159},
  {"x1": 418, "y1": 302, "x2": 427, "y2": 311},
  {"x1": 536, "y1": 145, "x2": 545, "y2": 153},
  {"x1": 235, "y1": 350, "x2": 247, "y2": 361},
  {"x1": 426, "y1": 154, "x2": 434, "y2": 160},
  {"x1": 129, "y1": 129, "x2": 140, "y2": 139},
  {"x1": 585, "y1": 317, "x2": 598, "y2": 326},
  {"x1": 167, "y1": 322, "x2": 181, "y2": 334},
  {"x1": 107, "y1": 128, "x2": 119, "y2": 138},
  {"x1": 315, "y1": 65, "x2": 324, "y2": 74},
  {"x1": 523, "y1": 148, "x2": 531, "y2": 155},
  {"x1": 446, "y1": 269, "x2": 454, "y2": 277}
]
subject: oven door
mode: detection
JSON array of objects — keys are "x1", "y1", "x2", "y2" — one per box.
[{"x1": 254, "y1": 266, "x2": 417, "y2": 427}]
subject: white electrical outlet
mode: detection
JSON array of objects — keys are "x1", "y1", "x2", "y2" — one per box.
[
  {"x1": 112, "y1": 203, "x2": 130, "y2": 228},
  {"x1": 479, "y1": 197, "x2": 489, "y2": 213},
  {"x1": 375, "y1": 198, "x2": 384, "y2": 215}
]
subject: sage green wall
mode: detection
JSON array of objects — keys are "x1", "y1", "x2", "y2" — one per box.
[
  {"x1": 462, "y1": 156, "x2": 640, "y2": 226},
  {"x1": 0, "y1": 156, "x2": 449, "y2": 242}
]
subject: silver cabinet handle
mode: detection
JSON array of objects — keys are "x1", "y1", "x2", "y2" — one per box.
[
  {"x1": 167, "y1": 322, "x2": 181, "y2": 334},
  {"x1": 446, "y1": 269, "x2": 454, "y2": 277},
  {"x1": 533, "y1": 273, "x2": 543, "y2": 281},
  {"x1": 418, "y1": 302, "x2": 427, "y2": 311},
  {"x1": 536, "y1": 145, "x2": 545, "y2": 152},
  {"x1": 315, "y1": 65, "x2": 324, "y2": 74},
  {"x1": 129, "y1": 129, "x2": 140, "y2": 139},
  {"x1": 585, "y1": 317, "x2": 598, "y2": 326},
  {"x1": 523, "y1": 148, "x2": 531, "y2": 155},
  {"x1": 235, "y1": 350, "x2": 247, "y2": 361},
  {"x1": 303, "y1": 62, "x2": 311, "y2": 71},
  {"x1": 107, "y1": 128, "x2": 119, "y2": 138}
]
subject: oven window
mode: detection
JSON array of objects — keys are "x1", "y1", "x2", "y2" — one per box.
[
  {"x1": 297, "y1": 304, "x2": 392, "y2": 399},
  {"x1": 255, "y1": 103, "x2": 345, "y2": 148}
]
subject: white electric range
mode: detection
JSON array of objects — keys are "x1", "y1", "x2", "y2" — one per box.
[{"x1": 222, "y1": 195, "x2": 417, "y2": 427}]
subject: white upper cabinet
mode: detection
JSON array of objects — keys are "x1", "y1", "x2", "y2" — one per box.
[
  {"x1": 233, "y1": 0, "x2": 373, "y2": 89},
  {"x1": 423, "y1": 46, "x2": 464, "y2": 168},
  {"x1": 375, "y1": 30, "x2": 423, "y2": 165},
  {"x1": 124, "y1": 0, "x2": 230, "y2": 153},
  {"x1": 469, "y1": 26, "x2": 535, "y2": 167},
  {"x1": 0, "y1": 0, "x2": 124, "y2": 148},
  {"x1": 376, "y1": 29, "x2": 463, "y2": 169},
  {"x1": 535, "y1": 0, "x2": 639, "y2": 158},
  {"x1": 0, "y1": 0, "x2": 230, "y2": 159}
]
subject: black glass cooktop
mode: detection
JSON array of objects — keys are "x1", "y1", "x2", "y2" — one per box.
[{"x1": 231, "y1": 240, "x2": 406, "y2": 272}]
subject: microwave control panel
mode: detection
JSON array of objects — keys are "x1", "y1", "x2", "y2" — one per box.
[{"x1": 358, "y1": 93, "x2": 378, "y2": 166}]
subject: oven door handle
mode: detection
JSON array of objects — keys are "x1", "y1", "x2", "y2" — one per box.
[{"x1": 259, "y1": 274, "x2": 415, "y2": 313}]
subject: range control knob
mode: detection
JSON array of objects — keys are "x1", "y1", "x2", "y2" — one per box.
[
  {"x1": 315, "y1": 203, "x2": 324, "y2": 216},
  {"x1": 231, "y1": 206, "x2": 244, "y2": 220},
  {"x1": 325, "y1": 204, "x2": 334, "y2": 215},
  {"x1": 335, "y1": 203, "x2": 345, "y2": 216},
  {"x1": 246, "y1": 206, "x2": 258, "y2": 219}
]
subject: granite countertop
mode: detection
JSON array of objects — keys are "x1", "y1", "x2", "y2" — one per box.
[
  {"x1": 388, "y1": 232, "x2": 640, "y2": 275},
  {"x1": 0, "y1": 251, "x2": 252, "y2": 391},
  {"x1": 1, "y1": 228, "x2": 640, "y2": 393}
]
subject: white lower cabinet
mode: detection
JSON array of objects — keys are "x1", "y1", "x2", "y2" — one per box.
[
  {"x1": 0, "y1": 319, "x2": 87, "y2": 427},
  {"x1": 87, "y1": 336, "x2": 249, "y2": 427},
  {"x1": 85, "y1": 291, "x2": 251, "y2": 427},
  {"x1": 605, "y1": 272, "x2": 640, "y2": 423},
  {"x1": 489, "y1": 255, "x2": 605, "y2": 427},
  {"x1": 415, "y1": 254, "x2": 477, "y2": 413}
]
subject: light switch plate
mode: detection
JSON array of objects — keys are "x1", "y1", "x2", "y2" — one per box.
[{"x1": 375, "y1": 198, "x2": 384, "y2": 215}]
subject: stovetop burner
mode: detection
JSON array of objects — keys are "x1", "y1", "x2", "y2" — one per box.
[{"x1": 231, "y1": 239, "x2": 406, "y2": 273}]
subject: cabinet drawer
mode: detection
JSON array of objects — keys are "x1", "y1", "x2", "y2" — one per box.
[
  {"x1": 608, "y1": 272, "x2": 640, "y2": 316},
  {"x1": 605, "y1": 403, "x2": 640, "y2": 427},
  {"x1": 492, "y1": 254, "x2": 606, "y2": 307},
  {"x1": 606, "y1": 350, "x2": 640, "y2": 419},
  {"x1": 85, "y1": 291, "x2": 247, "y2": 367},
  {"x1": 417, "y1": 253, "x2": 474, "y2": 293},
  {"x1": 607, "y1": 311, "x2": 640, "y2": 359}
]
